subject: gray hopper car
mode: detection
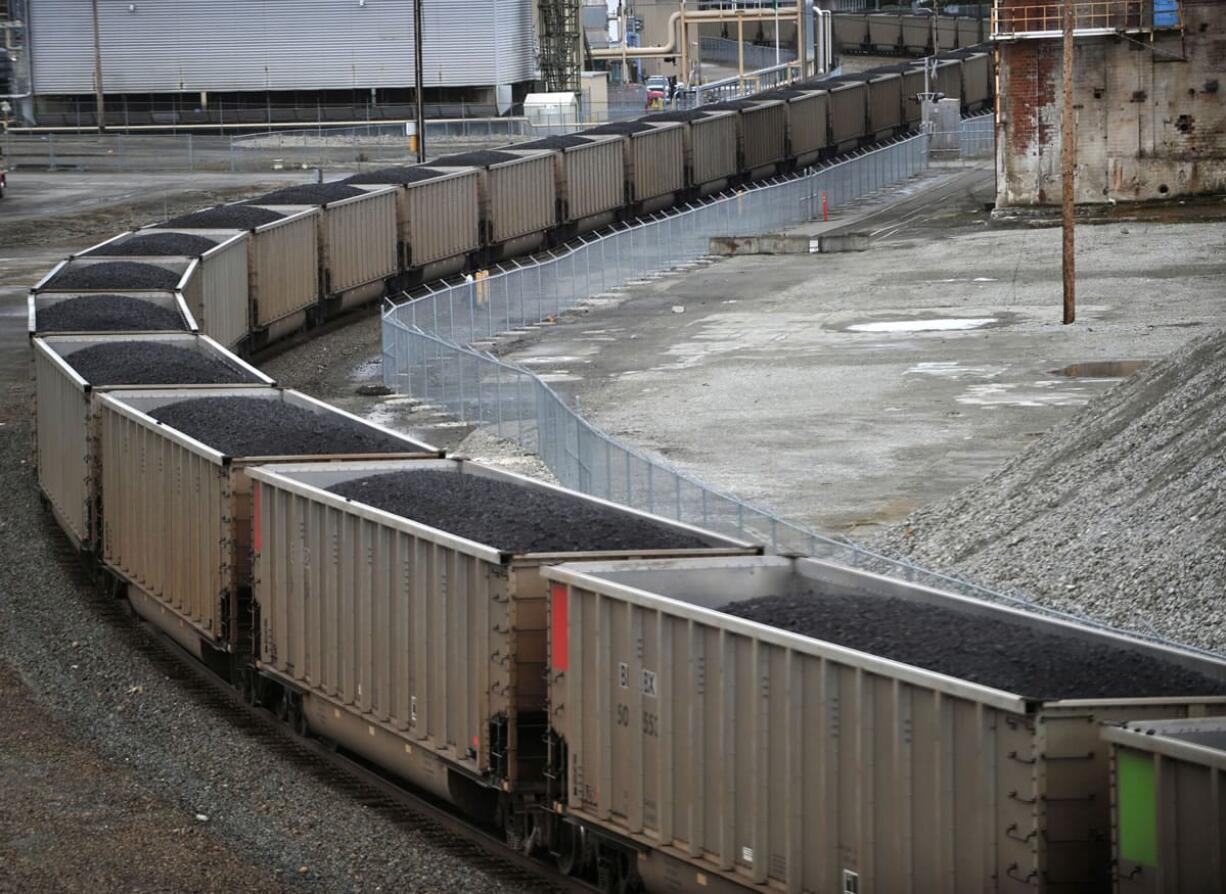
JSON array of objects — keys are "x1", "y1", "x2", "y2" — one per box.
[
  {"x1": 543, "y1": 555, "x2": 1226, "y2": 894},
  {"x1": 704, "y1": 99, "x2": 790, "y2": 181},
  {"x1": 85, "y1": 229, "x2": 252, "y2": 350},
  {"x1": 826, "y1": 79, "x2": 871, "y2": 153},
  {"x1": 249, "y1": 187, "x2": 398, "y2": 312},
  {"x1": 96, "y1": 388, "x2": 440, "y2": 660},
  {"x1": 1103, "y1": 718, "x2": 1226, "y2": 894},
  {"x1": 247, "y1": 459, "x2": 760, "y2": 813},
  {"x1": 155, "y1": 207, "x2": 320, "y2": 346},
  {"x1": 32, "y1": 333, "x2": 272, "y2": 551}
]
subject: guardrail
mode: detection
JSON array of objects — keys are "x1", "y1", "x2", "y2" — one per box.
[{"x1": 991, "y1": 0, "x2": 1180, "y2": 38}]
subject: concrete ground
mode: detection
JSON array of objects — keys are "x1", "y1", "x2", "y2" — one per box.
[{"x1": 495, "y1": 164, "x2": 1226, "y2": 536}]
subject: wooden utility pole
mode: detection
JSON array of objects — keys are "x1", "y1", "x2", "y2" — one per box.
[
  {"x1": 90, "y1": 0, "x2": 105, "y2": 133},
  {"x1": 414, "y1": 0, "x2": 425, "y2": 162},
  {"x1": 1061, "y1": 0, "x2": 1076, "y2": 324}
]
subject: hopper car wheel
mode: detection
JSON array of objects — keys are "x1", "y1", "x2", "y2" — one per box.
[
  {"x1": 291, "y1": 699, "x2": 309, "y2": 738},
  {"x1": 555, "y1": 822, "x2": 582, "y2": 876}
]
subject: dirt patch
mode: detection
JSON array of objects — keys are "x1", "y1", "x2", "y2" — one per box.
[
  {"x1": 62, "y1": 342, "x2": 260, "y2": 386},
  {"x1": 720, "y1": 591, "x2": 1225, "y2": 700},
  {"x1": 36, "y1": 295, "x2": 188, "y2": 333},
  {"x1": 0, "y1": 662, "x2": 296, "y2": 894},
  {"x1": 328, "y1": 469, "x2": 713, "y2": 554},
  {"x1": 149, "y1": 395, "x2": 413, "y2": 457}
]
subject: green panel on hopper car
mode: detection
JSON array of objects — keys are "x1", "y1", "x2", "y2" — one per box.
[{"x1": 1118, "y1": 749, "x2": 1158, "y2": 867}]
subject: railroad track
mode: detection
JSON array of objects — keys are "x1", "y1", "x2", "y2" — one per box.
[{"x1": 49, "y1": 527, "x2": 594, "y2": 894}]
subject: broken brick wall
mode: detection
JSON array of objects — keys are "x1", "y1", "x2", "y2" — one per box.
[{"x1": 995, "y1": 0, "x2": 1226, "y2": 206}]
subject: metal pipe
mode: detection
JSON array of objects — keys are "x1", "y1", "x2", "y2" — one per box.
[
  {"x1": 90, "y1": 0, "x2": 105, "y2": 133},
  {"x1": 589, "y1": 5, "x2": 802, "y2": 60},
  {"x1": 414, "y1": 0, "x2": 425, "y2": 162}
]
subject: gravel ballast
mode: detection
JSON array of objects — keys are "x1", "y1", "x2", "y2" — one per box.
[
  {"x1": 86, "y1": 232, "x2": 218, "y2": 258},
  {"x1": 46, "y1": 261, "x2": 182, "y2": 291},
  {"x1": 149, "y1": 396, "x2": 412, "y2": 457},
  {"x1": 64, "y1": 342, "x2": 258, "y2": 386},
  {"x1": 0, "y1": 390, "x2": 514, "y2": 892},
  {"x1": 720, "y1": 591, "x2": 1224, "y2": 701},
  {"x1": 329, "y1": 470, "x2": 713, "y2": 553},
  {"x1": 246, "y1": 183, "x2": 365, "y2": 206},
  {"x1": 871, "y1": 328, "x2": 1226, "y2": 653},
  {"x1": 37, "y1": 295, "x2": 188, "y2": 333},
  {"x1": 345, "y1": 166, "x2": 445, "y2": 185},
  {"x1": 162, "y1": 205, "x2": 285, "y2": 230}
]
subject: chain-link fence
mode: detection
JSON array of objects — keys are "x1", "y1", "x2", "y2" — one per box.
[
  {"x1": 929, "y1": 111, "x2": 994, "y2": 161},
  {"x1": 380, "y1": 128, "x2": 1223, "y2": 660}
]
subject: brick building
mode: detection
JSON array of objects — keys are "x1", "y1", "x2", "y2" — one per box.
[{"x1": 994, "y1": 0, "x2": 1225, "y2": 206}]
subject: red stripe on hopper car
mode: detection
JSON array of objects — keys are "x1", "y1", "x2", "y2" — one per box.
[{"x1": 551, "y1": 583, "x2": 569, "y2": 672}]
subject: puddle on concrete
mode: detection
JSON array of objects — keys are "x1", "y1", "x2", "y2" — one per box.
[
  {"x1": 1048, "y1": 360, "x2": 1146, "y2": 379},
  {"x1": 848, "y1": 318, "x2": 997, "y2": 334},
  {"x1": 904, "y1": 361, "x2": 1005, "y2": 379},
  {"x1": 958, "y1": 381, "x2": 1094, "y2": 408}
]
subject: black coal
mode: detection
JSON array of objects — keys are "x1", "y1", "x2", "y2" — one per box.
[
  {"x1": 162, "y1": 205, "x2": 285, "y2": 230},
  {"x1": 64, "y1": 342, "x2": 259, "y2": 386},
  {"x1": 328, "y1": 470, "x2": 713, "y2": 554},
  {"x1": 86, "y1": 232, "x2": 218, "y2": 258},
  {"x1": 149, "y1": 396, "x2": 411, "y2": 457},
  {"x1": 719, "y1": 592, "x2": 1226, "y2": 700},
  {"x1": 37, "y1": 295, "x2": 186, "y2": 333},
  {"x1": 246, "y1": 183, "x2": 365, "y2": 206},
  {"x1": 47, "y1": 261, "x2": 182, "y2": 291},
  {"x1": 345, "y1": 166, "x2": 446, "y2": 185}
]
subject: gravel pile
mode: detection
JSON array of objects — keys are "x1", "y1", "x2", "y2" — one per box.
[
  {"x1": 721, "y1": 591, "x2": 1223, "y2": 700},
  {"x1": 246, "y1": 183, "x2": 364, "y2": 206},
  {"x1": 870, "y1": 328, "x2": 1226, "y2": 653},
  {"x1": 345, "y1": 166, "x2": 445, "y2": 185},
  {"x1": 0, "y1": 392, "x2": 513, "y2": 893},
  {"x1": 37, "y1": 295, "x2": 188, "y2": 333},
  {"x1": 514, "y1": 135, "x2": 593, "y2": 150},
  {"x1": 46, "y1": 261, "x2": 182, "y2": 291},
  {"x1": 430, "y1": 150, "x2": 518, "y2": 168},
  {"x1": 86, "y1": 232, "x2": 218, "y2": 258},
  {"x1": 64, "y1": 342, "x2": 258, "y2": 386},
  {"x1": 329, "y1": 469, "x2": 713, "y2": 553},
  {"x1": 150, "y1": 395, "x2": 412, "y2": 457},
  {"x1": 162, "y1": 205, "x2": 285, "y2": 230}
]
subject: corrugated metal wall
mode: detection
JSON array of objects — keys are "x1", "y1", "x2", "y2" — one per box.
[{"x1": 29, "y1": 0, "x2": 538, "y2": 95}]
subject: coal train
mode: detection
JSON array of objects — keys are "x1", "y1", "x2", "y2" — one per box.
[{"x1": 29, "y1": 46, "x2": 1223, "y2": 894}]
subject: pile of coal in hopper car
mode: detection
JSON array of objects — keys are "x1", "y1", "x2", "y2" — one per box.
[
  {"x1": 37, "y1": 295, "x2": 187, "y2": 333},
  {"x1": 720, "y1": 591, "x2": 1226, "y2": 701},
  {"x1": 64, "y1": 341, "x2": 260, "y2": 386},
  {"x1": 149, "y1": 396, "x2": 410, "y2": 457},
  {"x1": 85, "y1": 233, "x2": 218, "y2": 257},
  {"x1": 345, "y1": 166, "x2": 446, "y2": 185},
  {"x1": 162, "y1": 205, "x2": 286, "y2": 230},
  {"x1": 46, "y1": 261, "x2": 182, "y2": 291},
  {"x1": 328, "y1": 469, "x2": 712, "y2": 554}
]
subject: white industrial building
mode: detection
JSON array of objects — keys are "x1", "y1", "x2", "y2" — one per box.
[{"x1": 21, "y1": 0, "x2": 539, "y2": 124}]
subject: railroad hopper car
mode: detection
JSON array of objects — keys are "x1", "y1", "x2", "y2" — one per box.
[
  {"x1": 427, "y1": 149, "x2": 558, "y2": 262},
  {"x1": 822, "y1": 79, "x2": 872, "y2": 153},
  {"x1": 641, "y1": 109, "x2": 740, "y2": 197},
  {"x1": 512, "y1": 134, "x2": 626, "y2": 238},
  {"x1": 28, "y1": 290, "x2": 197, "y2": 338},
  {"x1": 1102, "y1": 718, "x2": 1226, "y2": 893},
  {"x1": 760, "y1": 87, "x2": 831, "y2": 171},
  {"x1": 156, "y1": 203, "x2": 320, "y2": 348},
  {"x1": 948, "y1": 50, "x2": 994, "y2": 114},
  {"x1": 74, "y1": 229, "x2": 251, "y2": 350},
  {"x1": 910, "y1": 56, "x2": 967, "y2": 111},
  {"x1": 243, "y1": 183, "x2": 399, "y2": 312},
  {"x1": 347, "y1": 166, "x2": 482, "y2": 282},
  {"x1": 699, "y1": 98, "x2": 790, "y2": 182},
  {"x1": 582, "y1": 120, "x2": 687, "y2": 215},
  {"x1": 832, "y1": 12, "x2": 870, "y2": 51},
  {"x1": 833, "y1": 13, "x2": 986, "y2": 56},
  {"x1": 868, "y1": 14, "x2": 903, "y2": 53},
  {"x1": 31, "y1": 333, "x2": 272, "y2": 551},
  {"x1": 542, "y1": 555, "x2": 1226, "y2": 894},
  {"x1": 96, "y1": 388, "x2": 441, "y2": 668},
  {"x1": 875, "y1": 63, "x2": 928, "y2": 132},
  {"x1": 247, "y1": 459, "x2": 759, "y2": 836},
  {"x1": 837, "y1": 70, "x2": 907, "y2": 143},
  {"x1": 33, "y1": 256, "x2": 198, "y2": 309}
]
